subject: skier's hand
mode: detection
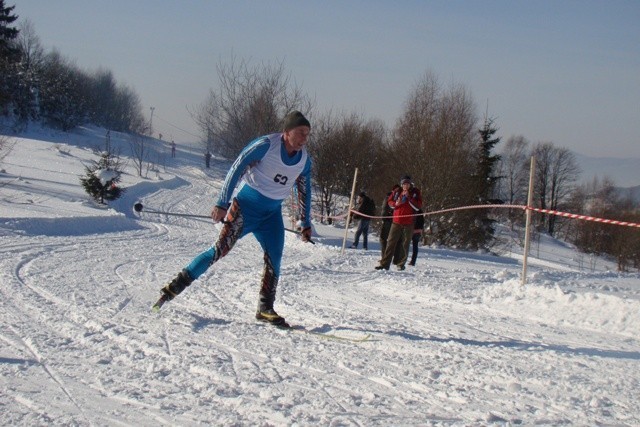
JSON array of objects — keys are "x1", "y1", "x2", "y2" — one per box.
[
  {"x1": 211, "y1": 205, "x2": 227, "y2": 223},
  {"x1": 301, "y1": 226, "x2": 313, "y2": 243}
]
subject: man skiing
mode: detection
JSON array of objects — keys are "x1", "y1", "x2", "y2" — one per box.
[{"x1": 154, "y1": 111, "x2": 313, "y2": 328}]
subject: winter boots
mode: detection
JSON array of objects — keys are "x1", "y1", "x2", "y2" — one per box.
[
  {"x1": 161, "y1": 269, "x2": 194, "y2": 300},
  {"x1": 152, "y1": 269, "x2": 194, "y2": 311},
  {"x1": 153, "y1": 266, "x2": 290, "y2": 327},
  {"x1": 255, "y1": 308, "x2": 289, "y2": 328}
]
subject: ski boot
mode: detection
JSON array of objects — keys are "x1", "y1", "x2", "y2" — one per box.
[
  {"x1": 152, "y1": 269, "x2": 193, "y2": 311},
  {"x1": 256, "y1": 308, "x2": 290, "y2": 328}
]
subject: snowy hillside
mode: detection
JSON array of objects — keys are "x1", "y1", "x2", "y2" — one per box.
[{"x1": 1, "y1": 126, "x2": 639, "y2": 426}]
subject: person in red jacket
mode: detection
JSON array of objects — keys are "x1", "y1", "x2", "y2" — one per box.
[{"x1": 375, "y1": 175, "x2": 422, "y2": 271}]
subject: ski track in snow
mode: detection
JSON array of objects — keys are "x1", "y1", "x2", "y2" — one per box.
[{"x1": 1, "y1": 131, "x2": 639, "y2": 425}]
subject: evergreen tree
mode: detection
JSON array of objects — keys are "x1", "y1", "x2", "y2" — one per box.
[
  {"x1": 477, "y1": 117, "x2": 502, "y2": 202},
  {"x1": 80, "y1": 135, "x2": 125, "y2": 204},
  {"x1": 464, "y1": 117, "x2": 502, "y2": 250},
  {"x1": 0, "y1": 0, "x2": 20, "y2": 114}
]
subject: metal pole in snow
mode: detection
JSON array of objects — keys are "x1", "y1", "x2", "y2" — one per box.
[
  {"x1": 521, "y1": 156, "x2": 536, "y2": 286},
  {"x1": 341, "y1": 168, "x2": 359, "y2": 255}
]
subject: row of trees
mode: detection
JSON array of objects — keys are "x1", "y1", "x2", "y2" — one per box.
[
  {"x1": 2, "y1": 2, "x2": 636, "y2": 268},
  {"x1": 1, "y1": 2, "x2": 146, "y2": 133},
  {"x1": 191, "y1": 55, "x2": 638, "y2": 267},
  {"x1": 193, "y1": 60, "x2": 503, "y2": 251},
  {"x1": 495, "y1": 136, "x2": 639, "y2": 271}
]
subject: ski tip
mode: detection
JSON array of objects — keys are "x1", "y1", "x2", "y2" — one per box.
[{"x1": 151, "y1": 294, "x2": 168, "y2": 312}]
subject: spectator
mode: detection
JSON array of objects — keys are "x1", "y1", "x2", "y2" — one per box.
[
  {"x1": 350, "y1": 191, "x2": 376, "y2": 250},
  {"x1": 375, "y1": 175, "x2": 422, "y2": 271},
  {"x1": 408, "y1": 209, "x2": 425, "y2": 266},
  {"x1": 379, "y1": 184, "x2": 402, "y2": 262}
]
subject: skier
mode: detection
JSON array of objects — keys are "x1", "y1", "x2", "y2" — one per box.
[{"x1": 154, "y1": 111, "x2": 313, "y2": 327}]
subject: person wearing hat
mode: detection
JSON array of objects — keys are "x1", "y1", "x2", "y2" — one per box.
[
  {"x1": 376, "y1": 175, "x2": 422, "y2": 271},
  {"x1": 350, "y1": 191, "x2": 376, "y2": 250},
  {"x1": 153, "y1": 111, "x2": 314, "y2": 328}
]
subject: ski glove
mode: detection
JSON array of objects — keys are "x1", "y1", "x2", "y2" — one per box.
[
  {"x1": 211, "y1": 205, "x2": 227, "y2": 223},
  {"x1": 301, "y1": 226, "x2": 312, "y2": 243}
]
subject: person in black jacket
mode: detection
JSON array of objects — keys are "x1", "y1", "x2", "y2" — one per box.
[
  {"x1": 408, "y1": 209, "x2": 425, "y2": 266},
  {"x1": 350, "y1": 192, "x2": 376, "y2": 250}
]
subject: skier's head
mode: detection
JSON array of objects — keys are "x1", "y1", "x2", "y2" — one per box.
[
  {"x1": 283, "y1": 111, "x2": 311, "y2": 132},
  {"x1": 282, "y1": 111, "x2": 311, "y2": 153}
]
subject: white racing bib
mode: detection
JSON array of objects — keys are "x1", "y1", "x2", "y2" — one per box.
[{"x1": 243, "y1": 133, "x2": 307, "y2": 200}]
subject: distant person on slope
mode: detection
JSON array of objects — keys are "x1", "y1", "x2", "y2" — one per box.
[{"x1": 154, "y1": 111, "x2": 314, "y2": 328}]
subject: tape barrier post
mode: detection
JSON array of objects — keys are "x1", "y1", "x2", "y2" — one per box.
[
  {"x1": 341, "y1": 168, "x2": 359, "y2": 255},
  {"x1": 521, "y1": 156, "x2": 536, "y2": 286}
]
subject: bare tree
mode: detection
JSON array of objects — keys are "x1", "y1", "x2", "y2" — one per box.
[
  {"x1": 570, "y1": 176, "x2": 640, "y2": 271},
  {"x1": 496, "y1": 135, "x2": 530, "y2": 227},
  {"x1": 307, "y1": 111, "x2": 387, "y2": 224},
  {"x1": 391, "y1": 71, "x2": 479, "y2": 248},
  {"x1": 0, "y1": 133, "x2": 16, "y2": 164},
  {"x1": 532, "y1": 142, "x2": 581, "y2": 235},
  {"x1": 129, "y1": 132, "x2": 151, "y2": 177},
  {"x1": 16, "y1": 19, "x2": 44, "y2": 71},
  {"x1": 192, "y1": 55, "x2": 314, "y2": 159}
]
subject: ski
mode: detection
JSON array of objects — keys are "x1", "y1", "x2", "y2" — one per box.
[
  {"x1": 152, "y1": 302, "x2": 372, "y2": 342},
  {"x1": 297, "y1": 328, "x2": 373, "y2": 343},
  {"x1": 263, "y1": 323, "x2": 373, "y2": 343},
  {"x1": 151, "y1": 294, "x2": 169, "y2": 312}
]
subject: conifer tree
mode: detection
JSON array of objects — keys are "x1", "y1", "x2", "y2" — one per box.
[
  {"x1": 80, "y1": 134, "x2": 125, "y2": 204},
  {"x1": 463, "y1": 117, "x2": 502, "y2": 250},
  {"x1": 0, "y1": 0, "x2": 20, "y2": 113}
]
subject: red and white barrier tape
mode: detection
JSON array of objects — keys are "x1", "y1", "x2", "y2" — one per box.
[
  {"x1": 325, "y1": 204, "x2": 640, "y2": 229},
  {"x1": 527, "y1": 207, "x2": 640, "y2": 228}
]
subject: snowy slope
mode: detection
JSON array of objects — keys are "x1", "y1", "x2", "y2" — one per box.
[{"x1": 1, "y1": 127, "x2": 639, "y2": 426}]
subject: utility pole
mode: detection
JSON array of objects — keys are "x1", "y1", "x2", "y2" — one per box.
[{"x1": 149, "y1": 106, "x2": 155, "y2": 136}]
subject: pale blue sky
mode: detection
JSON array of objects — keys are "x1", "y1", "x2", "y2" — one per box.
[{"x1": 13, "y1": 0, "x2": 640, "y2": 158}]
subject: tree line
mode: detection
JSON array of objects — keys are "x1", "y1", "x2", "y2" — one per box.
[
  {"x1": 0, "y1": 3, "x2": 146, "y2": 133},
  {"x1": 193, "y1": 55, "x2": 638, "y2": 269},
  {"x1": 2, "y1": 2, "x2": 637, "y2": 269}
]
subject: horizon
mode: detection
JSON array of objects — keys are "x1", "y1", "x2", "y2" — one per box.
[{"x1": 10, "y1": 0, "x2": 640, "y2": 159}]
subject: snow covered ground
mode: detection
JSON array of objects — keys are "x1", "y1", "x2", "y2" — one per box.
[{"x1": 1, "y1": 126, "x2": 639, "y2": 426}]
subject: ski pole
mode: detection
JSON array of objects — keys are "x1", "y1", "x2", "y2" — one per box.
[
  {"x1": 133, "y1": 203, "x2": 315, "y2": 244},
  {"x1": 133, "y1": 202, "x2": 209, "y2": 219}
]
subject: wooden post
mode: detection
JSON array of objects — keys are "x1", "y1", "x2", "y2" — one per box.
[
  {"x1": 341, "y1": 168, "x2": 359, "y2": 255},
  {"x1": 521, "y1": 156, "x2": 536, "y2": 286}
]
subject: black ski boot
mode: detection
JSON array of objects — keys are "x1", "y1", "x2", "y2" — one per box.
[
  {"x1": 255, "y1": 253, "x2": 288, "y2": 327},
  {"x1": 152, "y1": 269, "x2": 193, "y2": 311},
  {"x1": 256, "y1": 308, "x2": 289, "y2": 328}
]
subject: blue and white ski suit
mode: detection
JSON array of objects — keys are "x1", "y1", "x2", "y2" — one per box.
[{"x1": 183, "y1": 133, "x2": 312, "y2": 309}]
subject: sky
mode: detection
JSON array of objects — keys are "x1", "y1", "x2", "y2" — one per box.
[
  {"x1": 1, "y1": 126, "x2": 639, "y2": 425},
  {"x1": 11, "y1": 0, "x2": 640, "y2": 158}
]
